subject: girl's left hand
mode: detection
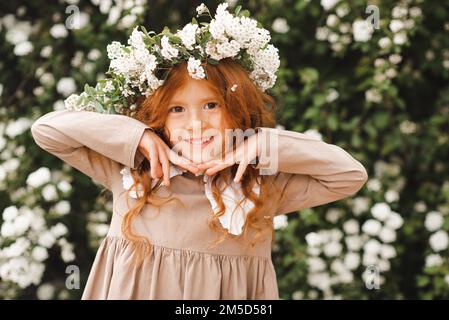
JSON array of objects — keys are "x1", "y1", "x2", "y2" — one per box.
[{"x1": 196, "y1": 131, "x2": 261, "y2": 183}]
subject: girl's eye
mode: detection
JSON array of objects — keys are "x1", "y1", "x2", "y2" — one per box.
[
  {"x1": 204, "y1": 102, "x2": 218, "y2": 110},
  {"x1": 169, "y1": 106, "x2": 184, "y2": 113}
]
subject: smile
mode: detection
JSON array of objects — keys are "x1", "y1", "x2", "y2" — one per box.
[{"x1": 184, "y1": 136, "x2": 215, "y2": 147}]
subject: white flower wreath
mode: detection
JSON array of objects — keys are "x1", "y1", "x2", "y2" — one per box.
[{"x1": 64, "y1": 2, "x2": 281, "y2": 116}]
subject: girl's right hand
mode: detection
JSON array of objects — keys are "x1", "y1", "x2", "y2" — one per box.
[{"x1": 138, "y1": 129, "x2": 199, "y2": 186}]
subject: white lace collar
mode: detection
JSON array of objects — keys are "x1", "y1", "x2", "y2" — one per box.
[{"x1": 120, "y1": 165, "x2": 261, "y2": 235}]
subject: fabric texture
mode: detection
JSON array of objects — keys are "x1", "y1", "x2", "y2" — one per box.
[{"x1": 31, "y1": 110, "x2": 368, "y2": 300}]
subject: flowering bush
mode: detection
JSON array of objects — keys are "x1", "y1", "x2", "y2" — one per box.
[{"x1": 1, "y1": 0, "x2": 449, "y2": 299}]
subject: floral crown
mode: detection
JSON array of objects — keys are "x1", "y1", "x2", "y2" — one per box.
[{"x1": 64, "y1": 2, "x2": 281, "y2": 116}]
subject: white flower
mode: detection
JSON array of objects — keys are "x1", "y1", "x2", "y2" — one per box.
[
  {"x1": 388, "y1": 54, "x2": 402, "y2": 65},
  {"x1": 343, "y1": 219, "x2": 359, "y2": 235},
  {"x1": 362, "y1": 252, "x2": 378, "y2": 266},
  {"x1": 5, "y1": 118, "x2": 32, "y2": 138},
  {"x1": 392, "y1": 6, "x2": 408, "y2": 19},
  {"x1": 365, "y1": 89, "x2": 382, "y2": 103},
  {"x1": 325, "y1": 208, "x2": 343, "y2": 223},
  {"x1": 40, "y1": 45, "x2": 53, "y2": 58},
  {"x1": 429, "y1": 230, "x2": 449, "y2": 252},
  {"x1": 5, "y1": 118, "x2": 31, "y2": 138},
  {"x1": 371, "y1": 202, "x2": 391, "y2": 221},
  {"x1": 50, "y1": 24, "x2": 69, "y2": 38},
  {"x1": 56, "y1": 77, "x2": 77, "y2": 97},
  {"x1": 42, "y1": 184, "x2": 58, "y2": 202},
  {"x1": 364, "y1": 239, "x2": 381, "y2": 255},
  {"x1": 380, "y1": 244, "x2": 396, "y2": 259},
  {"x1": 187, "y1": 57, "x2": 206, "y2": 79},
  {"x1": 345, "y1": 235, "x2": 364, "y2": 251},
  {"x1": 26, "y1": 167, "x2": 51, "y2": 188},
  {"x1": 344, "y1": 252, "x2": 360, "y2": 270},
  {"x1": 50, "y1": 223, "x2": 69, "y2": 238},
  {"x1": 378, "y1": 37, "x2": 391, "y2": 49},
  {"x1": 321, "y1": 0, "x2": 340, "y2": 11},
  {"x1": 352, "y1": 197, "x2": 370, "y2": 215},
  {"x1": 1, "y1": 221, "x2": 15, "y2": 238},
  {"x1": 196, "y1": 3, "x2": 208, "y2": 16},
  {"x1": 425, "y1": 211, "x2": 444, "y2": 232},
  {"x1": 60, "y1": 242, "x2": 75, "y2": 262},
  {"x1": 273, "y1": 214, "x2": 288, "y2": 229},
  {"x1": 305, "y1": 232, "x2": 322, "y2": 247},
  {"x1": 425, "y1": 254, "x2": 443, "y2": 268},
  {"x1": 54, "y1": 201, "x2": 71, "y2": 216},
  {"x1": 378, "y1": 227, "x2": 396, "y2": 243},
  {"x1": 362, "y1": 219, "x2": 382, "y2": 236},
  {"x1": 393, "y1": 32, "x2": 407, "y2": 45},
  {"x1": 38, "y1": 231, "x2": 56, "y2": 248},
  {"x1": 57, "y1": 180, "x2": 72, "y2": 193},
  {"x1": 307, "y1": 257, "x2": 326, "y2": 272},
  {"x1": 176, "y1": 23, "x2": 199, "y2": 50},
  {"x1": 409, "y1": 7, "x2": 422, "y2": 18},
  {"x1": 385, "y1": 212, "x2": 404, "y2": 230},
  {"x1": 32, "y1": 246, "x2": 49, "y2": 262},
  {"x1": 160, "y1": 35, "x2": 179, "y2": 60},
  {"x1": 36, "y1": 283, "x2": 55, "y2": 300},
  {"x1": 323, "y1": 241, "x2": 343, "y2": 257},
  {"x1": 3, "y1": 206, "x2": 19, "y2": 221},
  {"x1": 315, "y1": 27, "x2": 330, "y2": 41},
  {"x1": 389, "y1": 20, "x2": 404, "y2": 33},
  {"x1": 352, "y1": 20, "x2": 374, "y2": 42},
  {"x1": 87, "y1": 49, "x2": 102, "y2": 60},
  {"x1": 385, "y1": 190, "x2": 399, "y2": 203},
  {"x1": 326, "y1": 88, "x2": 339, "y2": 103},
  {"x1": 326, "y1": 15, "x2": 339, "y2": 28},
  {"x1": 272, "y1": 18, "x2": 290, "y2": 34},
  {"x1": 14, "y1": 41, "x2": 33, "y2": 56}
]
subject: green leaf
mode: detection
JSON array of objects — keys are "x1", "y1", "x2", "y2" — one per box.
[
  {"x1": 168, "y1": 35, "x2": 182, "y2": 44},
  {"x1": 234, "y1": 5, "x2": 242, "y2": 15},
  {"x1": 417, "y1": 275, "x2": 430, "y2": 287},
  {"x1": 299, "y1": 68, "x2": 319, "y2": 83},
  {"x1": 241, "y1": 9, "x2": 250, "y2": 17},
  {"x1": 327, "y1": 114, "x2": 338, "y2": 130},
  {"x1": 191, "y1": 17, "x2": 198, "y2": 25},
  {"x1": 208, "y1": 58, "x2": 219, "y2": 65}
]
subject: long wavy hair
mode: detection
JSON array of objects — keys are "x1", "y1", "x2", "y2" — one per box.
[{"x1": 121, "y1": 58, "x2": 281, "y2": 267}]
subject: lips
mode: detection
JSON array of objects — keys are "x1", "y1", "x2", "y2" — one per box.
[{"x1": 184, "y1": 136, "x2": 215, "y2": 145}]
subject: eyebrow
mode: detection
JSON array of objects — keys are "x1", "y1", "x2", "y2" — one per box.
[{"x1": 168, "y1": 96, "x2": 218, "y2": 106}]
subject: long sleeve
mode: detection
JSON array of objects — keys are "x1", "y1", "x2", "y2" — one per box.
[
  {"x1": 253, "y1": 127, "x2": 368, "y2": 216},
  {"x1": 30, "y1": 109, "x2": 150, "y2": 190}
]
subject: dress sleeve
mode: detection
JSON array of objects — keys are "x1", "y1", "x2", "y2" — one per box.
[
  {"x1": 30, "y1": 109, "x2": 150, "y2": 190},
  {"x1": 253, "y1": 127, "x2": 368, "y2": 216}
]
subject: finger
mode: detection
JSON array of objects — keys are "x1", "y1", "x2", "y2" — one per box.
[
  {"x1": 196, "y1": 160, "x2": 218, "y2": 171},
  {"x1": 234, "y1": 161, "x2": 249, "y2": 183},
  {"x1": 205, "y1": 161, "x2": 232, "y2": 176},
  {"x1": 158, "y1": 146, "x2": 170, "y2": 187},
  {"x1": 148, "y1": 143, "x2": 159, "y2": 180},
  {"x1": 168, "y1": 149, "x2": 199, "y2": 174}
]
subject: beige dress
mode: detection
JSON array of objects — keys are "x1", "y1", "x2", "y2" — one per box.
[{"x1": 30, "y1": 110, "x2": 368, "y2": 300}]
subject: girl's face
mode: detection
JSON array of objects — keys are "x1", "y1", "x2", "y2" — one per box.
[{"x1": 164, "y1": 77, "x2": 231, "y2": 165}]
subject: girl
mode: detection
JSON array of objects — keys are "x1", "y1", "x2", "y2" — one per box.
[
  {"x1": 31, "y1": 58, "x2": 367, "y2": 299},
  {"x1": 30, "y1": 5, "x2": 368, "y2": 300}
]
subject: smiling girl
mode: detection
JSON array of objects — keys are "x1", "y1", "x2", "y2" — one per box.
[{"x1": 30, "y1": 3, "x2": 368, "y2": 300}]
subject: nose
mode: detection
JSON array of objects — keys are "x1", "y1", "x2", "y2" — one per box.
[{"x1": 186, "y1": 110, "x2": 208, "y2": 133}]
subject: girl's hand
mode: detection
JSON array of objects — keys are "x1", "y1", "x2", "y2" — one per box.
[
  {"x1": 196, "y1": 131, "x2": 261, "y2": 183},
  {"x1": 138, "y1": 129, "x2": 200, "y2": 186}
]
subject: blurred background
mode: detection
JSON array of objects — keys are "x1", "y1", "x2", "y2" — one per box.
[{"x1": 1, "y1": 0, "x2": 449, "y2": 299}]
